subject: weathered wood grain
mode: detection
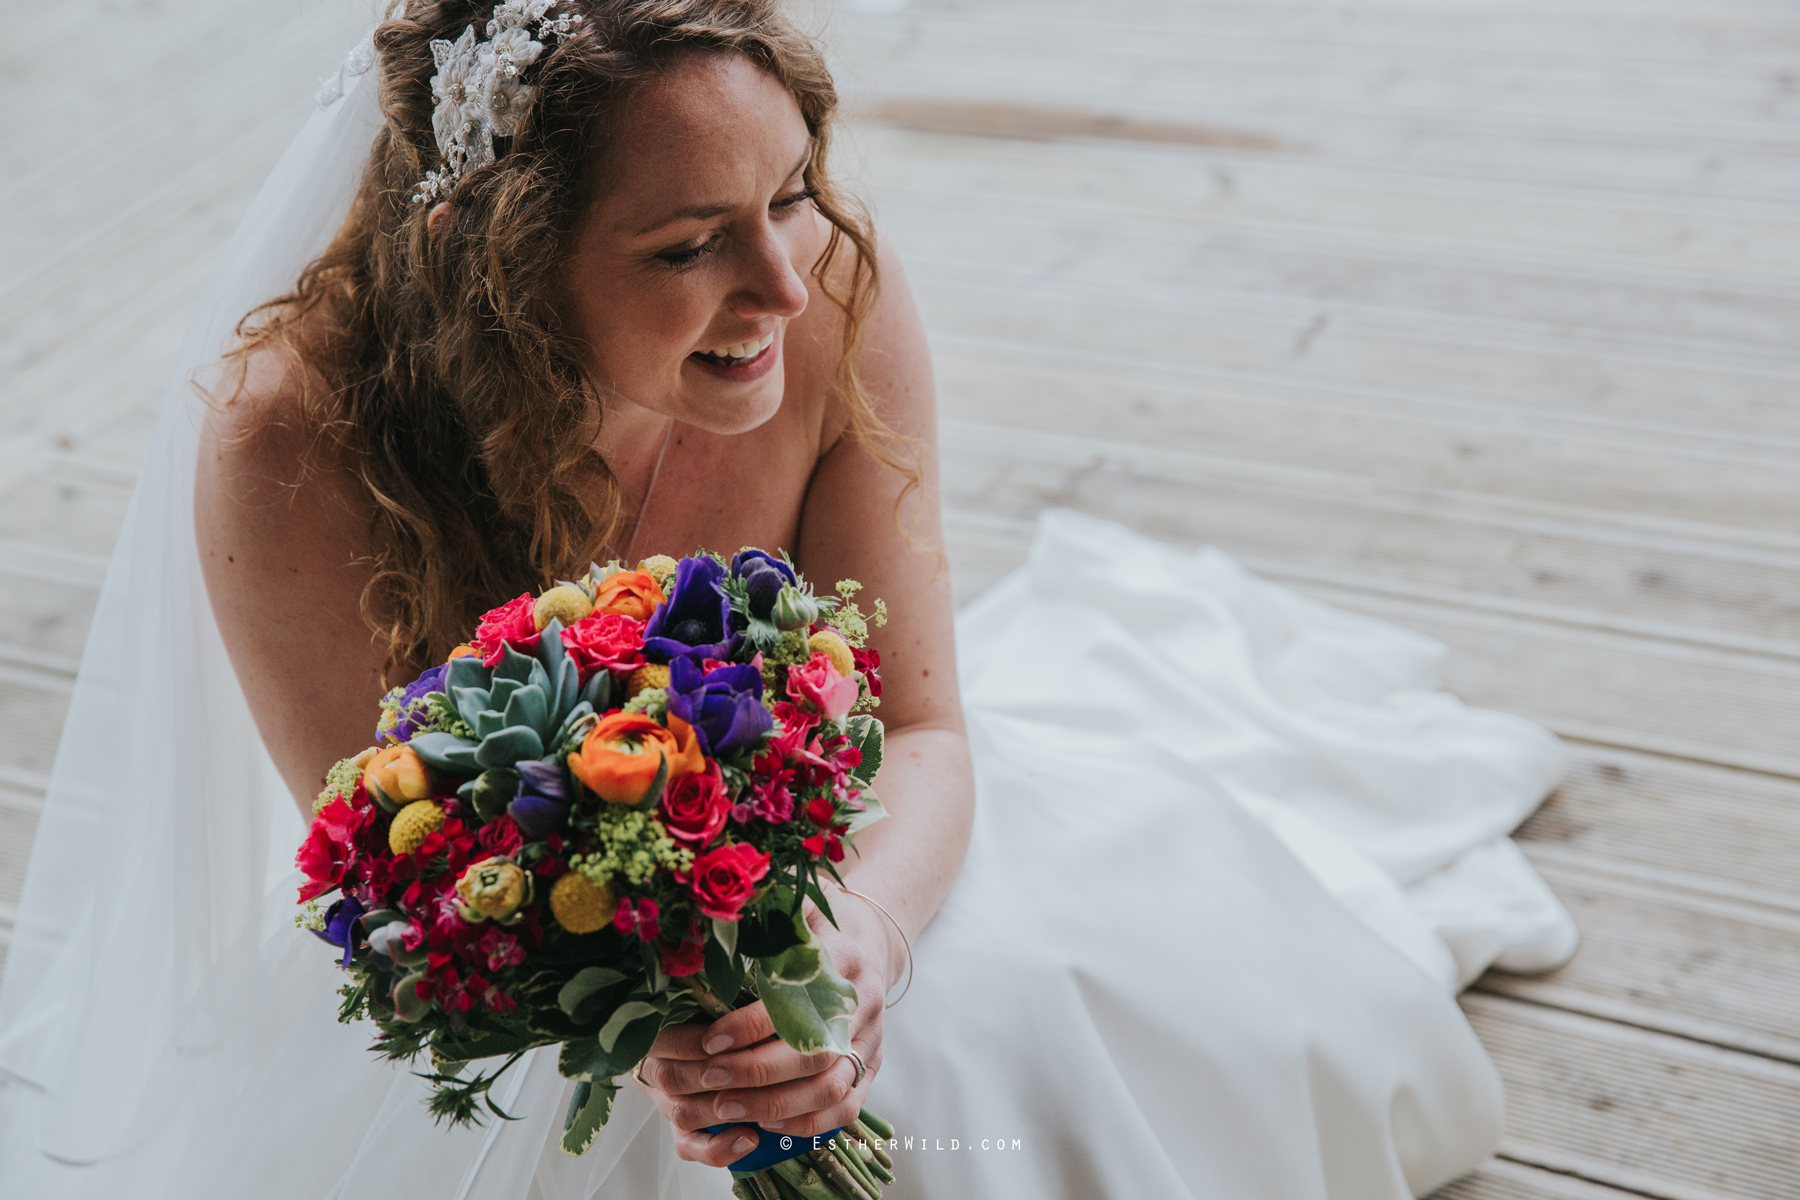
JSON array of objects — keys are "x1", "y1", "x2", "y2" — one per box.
[
  {"x1": 1476, "y1": 865, "x2": 1800, "y2": 1063},
  {"x1": 1433, "y1": 1158, "x2": 1650, "y2": 1200},
  {"x1": 1464, "y1": 993, "x2": 1800, "y2": 1200},
  {"x1": 904, "y1": 263, "x2": 1800, "y2": 444},
  {"x1": 934, "y1": 350, "x2": 1800, "y2": 550}
]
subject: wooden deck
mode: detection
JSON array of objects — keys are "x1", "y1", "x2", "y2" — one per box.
[{"x1": 2, "y1": 0, "x2": 1797, "y2": 1196}]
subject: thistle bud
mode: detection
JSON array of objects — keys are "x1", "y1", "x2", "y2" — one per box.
[{"x1": 772, "y1": 586, "x2": 819, "y2": 631}]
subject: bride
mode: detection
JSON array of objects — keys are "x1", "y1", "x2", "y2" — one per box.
[{"x1": 0, "y1": 1, "x2": 1579, "y2": 1196}]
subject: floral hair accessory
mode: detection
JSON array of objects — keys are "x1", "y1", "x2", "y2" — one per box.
[{"x1": 413, "y1": 0, "x2": 584, "y2": 205}]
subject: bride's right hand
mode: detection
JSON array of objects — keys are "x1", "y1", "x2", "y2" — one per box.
[{"x1": 628, "y1": 903, "x2": 896, "y2": 1167}]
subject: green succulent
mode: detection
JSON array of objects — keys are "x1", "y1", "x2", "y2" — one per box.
[{"x1": 408, "y1": 619, "x2": 614, "y2": 781}]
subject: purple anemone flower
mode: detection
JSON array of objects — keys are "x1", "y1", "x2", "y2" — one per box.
[
  {"x1": 313, "y1": 895, "x2": 367, "y2": 969},
  {"x1": 643, "y1": 556, "x2": 740, "y2": 662},
  {"x1": 508, "y1": 759, "x2": 571, "y2": 840},
  {"x1": 666, "y1": 657, "x2": 771, "y2": 757}
]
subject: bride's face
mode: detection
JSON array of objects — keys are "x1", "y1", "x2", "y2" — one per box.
[{"x1": 561, "y1": 52, "x2": 824, "y2": 438}]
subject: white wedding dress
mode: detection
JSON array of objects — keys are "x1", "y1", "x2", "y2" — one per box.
[{"x1": 0, "y1": 37, "x2": 1576, "y2": 1200}]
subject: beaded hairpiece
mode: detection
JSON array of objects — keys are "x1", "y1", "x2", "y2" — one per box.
[{"x1": 412, "y1": 0, "x2": 585, "y2": 204}]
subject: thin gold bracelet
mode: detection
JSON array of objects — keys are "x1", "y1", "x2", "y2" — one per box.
[{"x1": 833, "y1": 885, "x2": 914, "y2": 1009}]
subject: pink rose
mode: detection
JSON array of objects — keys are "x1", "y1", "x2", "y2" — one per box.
[
  {"x1": 474, "y1": 593, "x2": 540, "y2": 666},
  {"x1": 659, "y1": 763, "x2": 730, "y2": 848},
  {"x1": 561, "y1": 612, "x2": 646, "y2": 679},
  {"x1": 785, "y1": 653, "x2": 859, "y2": 723},
  {"x1": 688, "y1": 842, "x2": 771, "y2": 921}
]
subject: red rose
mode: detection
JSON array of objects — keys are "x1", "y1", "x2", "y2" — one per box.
[
  {"x1": 688, "y1": 842, "x2": 771, "y2": 921},
  {"x1": 561, "y1": 612, "x2": 646, "y2": 679},
  {"x1": 474, "y1": 593, "x2": 541, "y2": 666},
  {"x1": 659, "y1": 764, "x2": 731, "y2": 848}
]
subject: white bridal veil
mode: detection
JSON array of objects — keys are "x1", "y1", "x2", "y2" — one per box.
[
  {"x1": 0, "y1": 19, "x2": 1580, "y2": 1197},
  {"x1": 0, "y1": 37, "x2": 386, "y2": 1164}
]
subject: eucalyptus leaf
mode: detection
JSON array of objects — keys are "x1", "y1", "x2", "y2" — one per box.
[
  {"x1": 752, "y1": 961, "x2": 853, "y2": 1056},
  {"x1": 705, "y1": 934, "x2": 745, "y2": 1005},
  {"x1": 392, "y1": 973, "x2": 431, "y2": 1023},
  {"x1": 595, "y1": 1001, "x2": 661, "y2": 1053},
  {"x1": 557, "y1": 967, "x2": 628, "y2": 1020},
  {"x1": 763, "y1": 941, "x2": 823, "y2": 985},
  {"x1": 560, "y1": 1014, "x2": 661, "y2": 1081},
  {"x1": 842, "y1": 788, "x2": 886, "y2": 836},
  {"x1": 476, "y1": 725, "x2": 545, "y2": 769},
  {"x1": 845, "y1": 714, "x2": 884, "y2": 784},
  {"x1": 561, "y1": 1080, "x2": 617, "y2": 1156}
]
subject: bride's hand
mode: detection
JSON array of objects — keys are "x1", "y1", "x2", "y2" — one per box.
[{"x1": 629, "y1": 897, "x2": 897, "y2": 1167}]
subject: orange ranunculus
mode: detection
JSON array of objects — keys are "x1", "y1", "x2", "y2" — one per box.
[
  {"x1": 567, "y1": 713, "x2": 705, "y2": 804},
  {"x1": 364, "y1": 744, "x2": 433, "y2": 806},
  {"x1": 448, "y1": 643, "x2": 479, "y2": 660},
  {"x1": 593, "y1": 571, "x2": 665, "y2": 622}
]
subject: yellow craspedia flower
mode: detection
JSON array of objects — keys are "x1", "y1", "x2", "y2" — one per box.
[
  {"x1": 550, "y1": 871, "x2": 617, "y2": 934},
  {"x1": 534, "y1": 584, "x2": 594, "y2": 631},
  {"x1": 637, "y1": 554, "x2": 679, "y2": 589},
  {"x1": 807, "y1": 629, "x2": 856, "y2": 679},
  {"x1": 626, "y1": 663, "x2": 670, "y2": 699},
  {"x1": 389, "y1": 799, "x2": 445, "y2": 856}
]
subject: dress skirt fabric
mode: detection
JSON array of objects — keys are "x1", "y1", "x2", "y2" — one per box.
[{"x1": 0, "y1": 508, "x2": 1572, "y2": 1199}]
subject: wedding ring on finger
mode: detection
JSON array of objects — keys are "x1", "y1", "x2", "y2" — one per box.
[
  {"x1": 842, "y1": 1049, "x2": 868, "y2": 1089},
  {"x1": 631, "y1": 1058, "x2": 651, "y2": 1088}
]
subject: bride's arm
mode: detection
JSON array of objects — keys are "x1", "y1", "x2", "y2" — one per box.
[
  {"x1": 632, "y1": 238, "x2": 974, "y2": 1164},
  {"x1": 194, "y1": 352, "x2": 390, "y2": 820}
]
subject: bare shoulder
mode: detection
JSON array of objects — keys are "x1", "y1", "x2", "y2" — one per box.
[
  {"x1": 196, "y1": 342, "x2": 388, "y2": 814},
  {"x1": 787, "y1": 223, "x2": 935, "y2": 452}
]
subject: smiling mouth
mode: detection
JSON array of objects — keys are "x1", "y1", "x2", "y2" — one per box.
[{"x1": 690, "y1": 331, "x2": 776, "y2": 368}]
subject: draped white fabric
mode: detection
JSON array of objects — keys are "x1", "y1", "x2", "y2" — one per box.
[{"x1": 0, "y1": 34, "x2": 1575, "y2": 1199}]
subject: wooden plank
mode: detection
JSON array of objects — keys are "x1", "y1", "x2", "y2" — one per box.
[
  {"x1": 853, "y1": 126, "x2": 1800, "y2": 283},
  {"x1": 1477, "y1": 864, "x2": 1800, "y2": 1063},
  {"x1": 1432, "y1": 1158, "x2": 1651, "y2": 1200},
  {"x1": 0, "y1": 474, "x2": 134, "y2": 562},
  {"x1": 1516, "y1": 747, "x2": 1800, "y2": 911},
  {"x1": 935, "y1": 351, "x2": 1800, "y2": 570},
  {"x1": 879, "y1": 192, "x2": 1800, "y2": 354},
  {"x1": 852, "y1": 2, "x2": 1800, "y2": 71},
  {"x1": 904, "y1": 264, "x2": 1800, "y2": 445},
  {"x1": 1463, "y1": 993, "x2": 1800, "y2": 1200}
]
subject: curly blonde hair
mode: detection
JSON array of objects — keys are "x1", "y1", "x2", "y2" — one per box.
[{"x1": 232, "y1": 0, "x2": 912, "y2": 682}]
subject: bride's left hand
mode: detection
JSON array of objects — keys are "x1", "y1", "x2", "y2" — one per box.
[{"x1": 628, "y1": 897, "x2": 897, "y2": 1167}]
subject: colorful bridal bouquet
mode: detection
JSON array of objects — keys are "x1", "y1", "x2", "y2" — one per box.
[{"x1": 295, "y1": 549, "x2": 901, "y2": 1199}]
